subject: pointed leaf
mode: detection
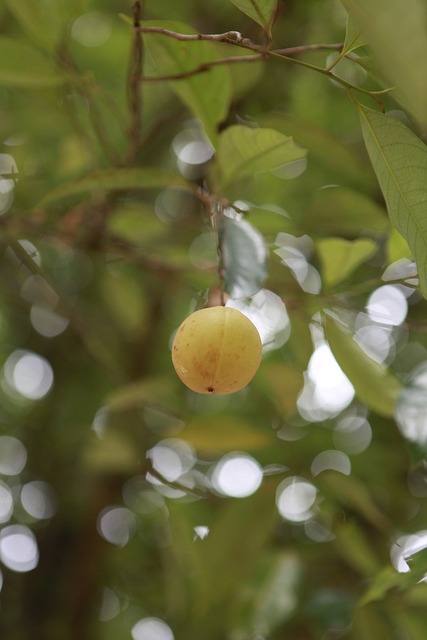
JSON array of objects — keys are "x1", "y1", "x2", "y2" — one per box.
[
  {"x1": 38, "y1": 168, "x2": 193, "y2": 206},
  {"x1": 217, "y1": 125, "x2": 306, "y2": 189},
  {"x1": 0, "y1": 37, "x2": 67, "y2": 87},
  {"x1": 359, "y1": 106, "x2": 427, "y2": 298},
  {"x1": 316, "y1": 237, "x2": 377, "y2": 288},
  {"x1": 143, "y1": 21, "x2": 232, "y2": 145},
  {"x1": 344, "y1": 0, "x2": 427, "y2": 129},
  {"x1": 323, "y1": 313, "x2": 402, "y2": 417},
  {"x1": 230, "y1": 0, "x2": 277, "y2": 34},
  {"x1": 222, "y1": 216, "x2": 268, "y2": 298},
  {"x1": 343, "y1": 14, "x2": 368, "y2": 55}
]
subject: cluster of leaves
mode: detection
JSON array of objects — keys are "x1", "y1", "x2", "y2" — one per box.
[{"x1": 2, "y1": 0, "x2": 427, "y2": 639}]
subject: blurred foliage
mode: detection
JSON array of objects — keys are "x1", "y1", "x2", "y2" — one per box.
[{"x1": 1, "y1": 1, "x2": 427, "y2": 639}]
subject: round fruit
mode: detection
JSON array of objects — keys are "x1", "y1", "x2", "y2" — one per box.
[{"x1": 172, "y1": 306, "x2": 262, "y2": 394}]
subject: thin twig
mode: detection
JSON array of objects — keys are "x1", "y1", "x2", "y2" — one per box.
[
  {"x1": 136, "y1": 26, "x2": 250, "y2": 44},
  {"x1": 125, "y1": 1, "x2": 144, "y2": 165},
  {"x1": 136, "y1": 25, "x2": 392, "y2": 98},
  {"x1": 139, "y1": 53, "x2": 265, "y2": 82},
  {"x1": 273, "y1": 42, "x2": 343, "y2": 56}
]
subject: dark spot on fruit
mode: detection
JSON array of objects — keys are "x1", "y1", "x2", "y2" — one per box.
[{"x1": 207, "y1": 386, "x2": 214, "y2": 393}]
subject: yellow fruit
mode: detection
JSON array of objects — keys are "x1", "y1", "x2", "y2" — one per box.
[{"x1": 172, "y1": 306, "x2": 262, "y2": 394}]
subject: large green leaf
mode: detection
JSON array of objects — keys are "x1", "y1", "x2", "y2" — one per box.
[
  {"x1": 142, "y1": 21, "x2": 232, "y2": 145},
  {"x1": 217, "y1": 125, "x2": 306, "y2": 189},
  {"x1": 38, "y1": 168, "x2": 193, "y2": 206},
  {"x1": 0, "y1": 37, "x2": 67, "y2": 87},
  {"x1": 304, "y1": 186, "x2": 389, "y2": 237},
  {"x1": 359, "y1": 106, "x2": 427, "y2": 298},
  {"x1": 316, "y1": 237, "x2": 377, "y2": 288},
  {"x1": 344, "y1": 0, "x2": 427, "y2": 129},
  {"x1": 4, "y1": 0, "x2": 72, "y2": 51},
  {"x1": 323, "y1": 313, "x2": 402, "y2": 417},
  {"x1": 222, "y1": 216, "x2": 268, "y2": 298},
  {"x1": 230, "y1": 0, "x2": 277, "y2": 34}
]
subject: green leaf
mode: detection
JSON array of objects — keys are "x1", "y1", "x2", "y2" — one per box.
[
  {"x1": 222, "y1": 217, "x2": 268, "y2": 298},
  {"x1": 179, "y1": 415, "x2": 273, "y2": 452},
  {"x1": 326, "y1": 14, "x2": 367, "y2": 74},
  {"x1": 352, "y1": 605, "x2": 395, "y2": 638},
  {"x1": 4, "y1": 0, "x2": 72, "y2": 51},
  {"x1": 387, "y1": 227, "x2": 412, "y2": 264},
  {"x1": 230, "y1": 0, "x2": 277, "y2": 34},
  {"x1": 235, "y1": 552, "x2": 301, "y2": 637},
  {"x1": 344, "y1": 0, "x2": 427, "y2": 129},
  {"x1": 342, "y1": 14, "x2": 368, "y2": 54},
  {"x1": 0, "y1": 37, "x2": 67, "y2": 87},
  {"x1": 323, "y1": 313, "x2": 402, "y2": 417},
  {"x1": 304, "y1": 186, "x2": 389, "y2": 237},
  {"x1": 143, "y1": 21, "x2": 232, "y2": 145},
  {"x1": 334, "y1": 521, "x2": 382, "y2": 578},
  {"x1": 197, "y1": 488, "x2": 277, "y2": 611},
  {"x1": 82, "y1": 429, "x2": 140, "y2": 474},
  {"x1": 106, "y1": 376, "x2": 182, "y2": 414},
  {"x1": 319, "y1": 471, "x2": 390, "y2": 531},
  {"x1": 359, "y1": 566, "x2": 401, "y2": 606},
  {"x1": 316, "y1": 237, "x2": 377, "y2": 288},
  {"x1": 217, "y1": 125, "x2": 306, "y2": 189},
  {"x1": 38, "y1": 168, "x2": 193, "y2": 206},
  {"x1": 359, "y1": 106, "x2": 427, "y2": 298},
  {"x1": 359, "y1": 548, "x2": 427, "y2": 606},
  {"x1": 259, "y1": 113, "x2": 374, "y2": 187}
]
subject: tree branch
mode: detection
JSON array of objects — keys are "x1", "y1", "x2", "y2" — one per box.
[
  {"x1": 273, "y1": 42, "x2": 343, "y2": 55},
  {"x1": 138, "y1": 53, "x2": 265, "y2": 82},
  {"x1": 125, "y1": 1, "x2": 144, "y2": 165},
  {"x1": 136, "y1": 25, "x2": 391, "y2": 98}
]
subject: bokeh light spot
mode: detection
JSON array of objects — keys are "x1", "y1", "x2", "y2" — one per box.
[
  {"x1": 131, "y1": 617, "x2": 174, "y2": 640},
  {"x1": 71, "y1": 13, "x2": 112, "y2": 47},
  {"x1": 211, "y1": 453, "x2": 263, "y2": 498},
  {"x1": 0, "y1": 482, "x2": 13, "y2": 523},
  {"x1": 0, "y1": 436, "x2": 27, "y2": 476},
  {"x1": 311, "y1": 450, "x2": 351, "y2": 477},
  {"x1": 298, "y1": 342, "x2": 354, "y2": 421},
  {"x1": 97, "y1": 506, "x2": 136, "y2": 547},
  {"x1": 226, "y1": 289, "x2": 290, "y2": 353},
  {"x1": 0, "y1": 525, "x2": 39, "y2": 572},
  {"x1": 333, "y1": 414, "x2": 372, "y2": 455},
  {"x1": 21, "y1": 481, "x2": 57, "y2": 520},
  {"x1": 276, "y1": 477, "x2": 317, "y2": 523},
  {"x1": 147, "y1": 439, "x2": 195, "y2": 483},
  {"x1": 30, "y1": 306, "x2": 69, "y2": 338},
  {"x1": 99, "y1": 587, "x2": 121, "y2": 622},
  {"x1": 367, "y1": 285, "x2": 408, "y2": 326},
  {"x1": 4, "y1": 350, "x2": 54, "y2": 400}
]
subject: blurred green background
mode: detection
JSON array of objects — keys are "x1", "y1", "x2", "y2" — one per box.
[{"x1": 1, "y1": 1, "x2": 427, "y2": 639}]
